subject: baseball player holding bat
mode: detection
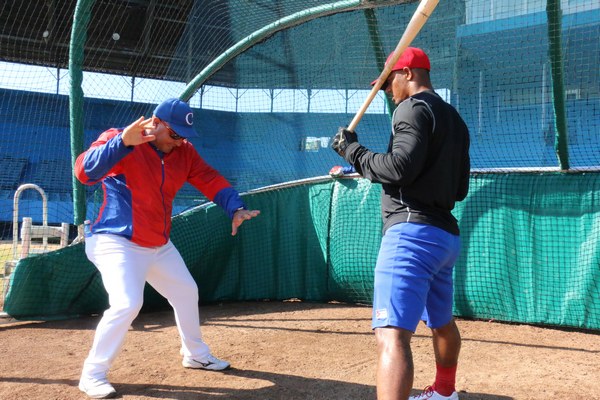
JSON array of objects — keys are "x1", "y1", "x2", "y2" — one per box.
[
  {"x1": 332, "y1": 47, "x2": 470, "y2": 400},
  {"x1": 75, "y1": 98, "x2": 260, "y2": 399}
]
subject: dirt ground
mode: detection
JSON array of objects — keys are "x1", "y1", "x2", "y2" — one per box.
[{"x1": 0, "y1": 301, "x2": 598, "y2": 400}]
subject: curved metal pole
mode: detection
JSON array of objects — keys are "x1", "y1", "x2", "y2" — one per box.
[
  {"x1": 11, "y1": 184, "x2": 48, "y2": 260},
  {"x1": 66, "y1": 0, "x2": 410, "y2": 233},
  {"x1": 179, "y1": 0, "x2": 408, "y2": 101}
]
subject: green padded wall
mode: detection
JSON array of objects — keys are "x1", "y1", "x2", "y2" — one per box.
[{"x1": 5, "y1": 174, "x2": 600, "y2": 330}]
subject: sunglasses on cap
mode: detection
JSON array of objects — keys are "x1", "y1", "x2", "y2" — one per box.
[{"x1": 161, "y1": 121, "x2": 184, "y2": 141}]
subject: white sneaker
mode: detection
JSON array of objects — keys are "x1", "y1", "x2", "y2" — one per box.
[
  {"x1": 410, "y1": 386, "x2": 459, "y2": 400},
  {"x1": 182, "y1": 354, "x2": 230, "y2": 371},
  {"x1": 78, "y1": 376, "x2": 117, "y2": 399}
]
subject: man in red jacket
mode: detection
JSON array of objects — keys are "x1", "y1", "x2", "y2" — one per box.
[{"x1": 75, "y1": 98, "x2": 260, "y2": 399}]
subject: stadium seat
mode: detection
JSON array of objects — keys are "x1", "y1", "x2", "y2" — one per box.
[{"x1": 0, "y1": 156, "x2": 28, "y2": 191}]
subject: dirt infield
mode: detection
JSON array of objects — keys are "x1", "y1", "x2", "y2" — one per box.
[{"x1": 0, "y1": 301, "x2": 598, "y2": 400}]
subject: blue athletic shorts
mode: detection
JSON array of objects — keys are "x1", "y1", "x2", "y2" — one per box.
[{"x1": 372, "y1": 222, "x2": 461, "y2": 332}]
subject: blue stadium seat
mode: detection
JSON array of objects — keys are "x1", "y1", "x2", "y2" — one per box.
[
  {"x1": 0, "y1": 156, "x2": 28, "y2": 191},
  {"x1": 28, "y1": 159, "x2": 73, "y2": 193}
]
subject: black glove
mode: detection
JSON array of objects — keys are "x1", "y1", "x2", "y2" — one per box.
[{"x1": 331, "y1": 127, "x2": 358, "y2": 157}]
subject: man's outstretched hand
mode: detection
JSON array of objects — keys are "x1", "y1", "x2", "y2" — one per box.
[{"x1": 232, "y1": 209, "x2": 261, "y2": 236}]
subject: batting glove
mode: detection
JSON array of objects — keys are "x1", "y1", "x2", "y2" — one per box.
[
  {"x1": 329, "y1": 165, "x2": 356, "y2": 178},
  {"x1": 331, "y1": 127, "x2": 358, "y2": 157}
]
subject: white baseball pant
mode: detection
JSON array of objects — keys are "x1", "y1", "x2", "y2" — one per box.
[{"x1": 81, "y1": 233, "x2": 211, "y2": 380}]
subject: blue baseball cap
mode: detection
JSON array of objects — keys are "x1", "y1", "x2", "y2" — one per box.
[{"x1": 153, "y1": 98, "x2": 198, "y2": 138}]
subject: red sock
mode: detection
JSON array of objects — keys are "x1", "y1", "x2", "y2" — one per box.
[{"x1": 432, "y1": 363, "x2": 457, "y2": 396}]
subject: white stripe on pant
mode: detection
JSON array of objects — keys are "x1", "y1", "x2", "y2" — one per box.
[{"x1": 82, "y1": 233, "x2": 211, "y2": 379}]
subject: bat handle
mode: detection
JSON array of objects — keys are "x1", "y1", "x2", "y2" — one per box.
[{"x1": 346, "y1": 69, "x2": 393, "y2": 132}]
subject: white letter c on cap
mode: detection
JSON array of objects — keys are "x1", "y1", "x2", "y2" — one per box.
[{"x1": 185, "y1": 112, "x2": 193, "y2": 126}]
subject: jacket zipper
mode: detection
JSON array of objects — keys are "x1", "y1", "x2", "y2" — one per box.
[{"x1": 160, "y1": 157, "x2": 168, "y2": 241}]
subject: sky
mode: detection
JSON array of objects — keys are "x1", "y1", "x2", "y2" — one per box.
[{"x1": 0, "y1": 61, "x2": 395, "y2": 115}]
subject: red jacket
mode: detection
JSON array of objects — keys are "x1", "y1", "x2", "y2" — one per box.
[{"x1": 75, "y1": 128, "x2": 244, "y2": 247}]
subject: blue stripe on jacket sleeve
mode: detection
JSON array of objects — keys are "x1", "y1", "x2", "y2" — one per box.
[
  {"x1": 84, "y1": 134, "x2": 133, "y2": 181},
  {"x1": 213, "y1": 187, "x2": 245, "y2": 219}
]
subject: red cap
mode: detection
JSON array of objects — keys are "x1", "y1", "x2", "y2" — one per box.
[{"x1": 371, "y1": 47, "x2": 431, "y2": 85}]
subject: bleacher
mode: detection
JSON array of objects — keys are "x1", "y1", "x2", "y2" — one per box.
[
  {"x1": 1, "y1": 86, "x2": 598, "y2": 226},
  {"x1": 0, "y1": 157, "x2": 27, "y2": 195},
  {"x1": 24, "y1": 160, "x2": 73, "y2": 199}
]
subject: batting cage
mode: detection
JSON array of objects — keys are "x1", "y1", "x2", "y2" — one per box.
[{"x1": 0, "y1": 0, "x2": 598, "y2": 330}]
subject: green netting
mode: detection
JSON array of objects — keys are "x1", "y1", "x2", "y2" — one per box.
[
  {"x1": 329, "y1": 178, "x2": 382, "y2": 302},
  {"x1": 5, "y1": 175, "x2": 600, "y2": 330},
  {"x1": 3, "y1": 181, "x2": 334, "y2": 318},
  {"x1": 1, "y1": 1, "x2": 599, "y2": 330},
  {"x1": 454, "y1": 173, "x2": 600, "y2": 327}
]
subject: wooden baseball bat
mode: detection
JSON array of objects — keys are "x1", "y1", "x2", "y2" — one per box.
[{"x1": 347, "y1": 0, "x2": 440, "y2": 132}]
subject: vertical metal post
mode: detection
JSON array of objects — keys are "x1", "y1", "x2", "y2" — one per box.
[
  {"x1": 69, "y1": 0, "x2": 95, "y2": 227},
  {"x1": 364, "y1": 8, "x2": 396, "y2": 118},
  {"x1": 546, "y1": 0, "x2": 569, "y2": 170}
]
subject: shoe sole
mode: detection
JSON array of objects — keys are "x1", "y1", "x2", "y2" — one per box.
[
  {"x1": 182, "y1": 361, "x2": 231, "y2": 371},
  {"x1": 78, "y1": 383, "x2": 117, "y2": 399}
]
